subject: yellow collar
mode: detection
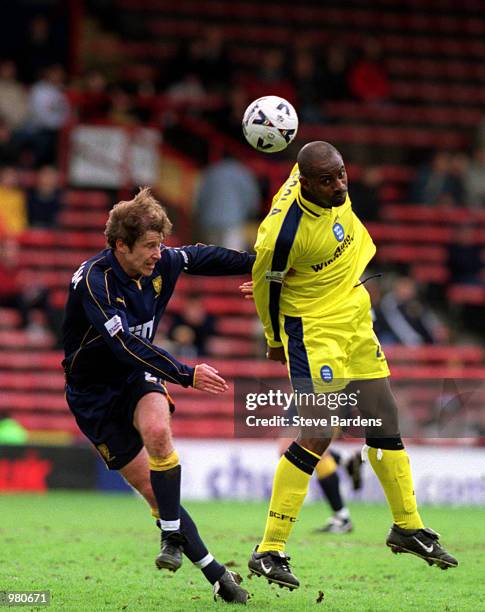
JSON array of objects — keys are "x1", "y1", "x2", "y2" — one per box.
[
  {"x1": 296, "y1": 189, "x2": 328, "y2": 217},
  {"x1": 297, "y1": 189, "x2": 351, "y2": 219}
]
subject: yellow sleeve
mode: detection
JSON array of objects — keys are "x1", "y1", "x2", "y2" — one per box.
[
  {"x1": 252, "y1": 244, "x2": 284, "y2": 348},
  {"x1": 252, "y1": 206, "x2": 301, "y2": 348},
  {"x1": 252, "y1": 164, "x2": 301, "y2": 348}
]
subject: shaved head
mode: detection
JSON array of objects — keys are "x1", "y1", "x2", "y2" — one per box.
[
  {"x1": 297, "y1": 141, "x2": 348, "y2": 208},
  {"x1": 297, "y1": 141, "x2": 342, "y2": 178}
]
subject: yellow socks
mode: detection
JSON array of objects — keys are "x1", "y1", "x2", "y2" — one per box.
[
  {"x1": 148, "y1": 450, "x2": 179, "y2": 471},
  {"x1": 367, "y1": 447, "x2": 424, "y2": 530},
  {"x1": 315, "y1": 453, "x2": 337, "y2": 480},
  {"x1": 258, "y1": 442, "x2": 320, "y2": 552}
]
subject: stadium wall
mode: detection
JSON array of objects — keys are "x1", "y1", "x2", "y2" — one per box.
[
  {"x1": 175, "y1": 440, "x2": 485, "y2": 506},
  {"x1": 2, "y1": 442, "x2": 484, "y2": 506}
]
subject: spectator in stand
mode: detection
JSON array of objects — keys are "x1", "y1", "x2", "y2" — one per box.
[
  {"x1": 291, "y1": 48, "x2": 324, "y2": 124},
  {"x1": 349, "y1": 166, "x2": 384, "y2": 221},
  {"x1": 18, "y1": 15, "x2": 63, "y2": 83},
  {"x1": 168, "y1": 294, "x2": 215, "y2": 357},
  {"x1": 74, "y1": 70, "x2": 110, "y2": 123},
  {"x1": 320, "y1": 44, "x2": 351, "y2": 102},
  {"x1": 194, "y1": 155, "x2": 261, "y2": 251},
  {"x1": 464, "y1": 147, "x2": 485, "y2": 208},
  {"x1": 0, "y1": 237, "x2": 61, "y2": 340},
  {"x1": 447, "y1": 224, "x2": 484, "y2": 285},
  {"x1": 348, "y1": 38, "x2": 391, "y2": 104},
  {"x1": 27, "y1": 165, "x2": 62, "y2": 227},
  {"x1": 13, "y1": 64, "x2": 70, "y2": 167},
  {"x1": 378, "y1": 277, "x2": 447, "y2": 346},
  {"x1": 208, "y1": 84, "x2": 250, "y2": 142},
  {"x1": 166, "y1": 72, "x2": 207, "y2": 105},
  {"x1": 0, "y1": 60, "x2": 29, "y2": 130},
  {"x1": 409, "y1": 151, "x2": 465, "y2": 206},
  {"x1": 0, "y1": 166, "x2": 27, "y2": 235},
  {"x1": 108, "y1": 87, "x2": 139, "y2": 125},
  {"x1": 191, "y1": 27, "x2": 232, "y2": 94},
  {"x1": 0, "y1": 120, "x2": 17, "y2": 166},
  {"x1": 243, "y1": 48, "x2": 295, "y2": 103}
]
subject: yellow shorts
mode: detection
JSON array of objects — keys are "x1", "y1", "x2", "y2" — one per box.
[{"x1": 280, "y1": 285, "x2": 390, "y2": 392}]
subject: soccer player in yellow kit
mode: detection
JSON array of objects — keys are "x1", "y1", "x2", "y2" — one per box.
[{"x1": 247, "y1": 141, "x2": 458, "y2": 589}]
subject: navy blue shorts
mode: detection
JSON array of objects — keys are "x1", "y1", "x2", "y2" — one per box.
[{"x1": 66, "y1": 370, "x2": 175, "y2": 470}]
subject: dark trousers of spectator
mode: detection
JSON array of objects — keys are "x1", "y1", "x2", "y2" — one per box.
[{"x1": 11, "y1": 126, "x2": 59, "y2": 167}]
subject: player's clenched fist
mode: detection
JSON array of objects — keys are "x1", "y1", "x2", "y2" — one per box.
[
  {"x1": 266, "y1": 346, "x2": 286, "y2": 364},
  {"x1": 193, "y1": 364, "x2": 229, "y2": 394}
]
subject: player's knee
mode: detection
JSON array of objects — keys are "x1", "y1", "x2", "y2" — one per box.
[
  {"x1": 297, "y1": 436, "x2": 331, "y2": 456},
  {"x1": 143, "y1": 424, "x2": 172, "y2": 456},
  {"x1": 135, "y1": 397, "x2": 172, "y2": 451}
]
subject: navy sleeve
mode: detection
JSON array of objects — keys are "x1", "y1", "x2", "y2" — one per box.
[
  {"x1": 82, "y1": 263, "x2": 195, "y2": 387},
  {"x1": 171, "y1": 245, "x2": 255, "y2": 276}
]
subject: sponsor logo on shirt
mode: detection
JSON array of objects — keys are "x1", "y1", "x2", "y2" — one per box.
[
  {"x1": 129, "y1": 317, "x2": 155, "y2": 340},
  {"x1": 311, "y1": 234, "x2": 354, "y2": 271},
  {"x1": 104, "y1": 314, "x2": 123, "y2": 337}
]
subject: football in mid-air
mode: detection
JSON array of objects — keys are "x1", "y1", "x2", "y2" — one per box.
[{"x1": 242, "y1": 96, "x2": 299, "y2": 153}]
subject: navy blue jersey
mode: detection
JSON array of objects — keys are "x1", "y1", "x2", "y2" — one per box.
[{"x1": 62, "y1": 245, "x2": 254, "y2": 386}]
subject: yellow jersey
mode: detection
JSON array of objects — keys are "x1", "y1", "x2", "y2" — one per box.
[{"x1": 253, "y1": 163, "x2": 376, "y2": 348}]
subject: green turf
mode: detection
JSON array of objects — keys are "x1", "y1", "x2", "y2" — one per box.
[{"x1": 1, "y1": 493, "x2": 482, "y2": 611}]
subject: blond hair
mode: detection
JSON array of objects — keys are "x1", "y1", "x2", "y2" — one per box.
[{"x1": 104, "y1": 187, "x2": 172, "y2": 249}]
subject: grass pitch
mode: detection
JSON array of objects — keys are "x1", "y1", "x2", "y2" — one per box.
[{"x1": 1, "y1": 492, "x2": 482, "y2": 611}]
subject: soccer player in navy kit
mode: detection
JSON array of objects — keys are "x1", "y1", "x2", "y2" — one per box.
[{"x1": 62, "y1": 188, "x2": 251, "y2": 604}]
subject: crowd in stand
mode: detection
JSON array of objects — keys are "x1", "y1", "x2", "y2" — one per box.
[{"x1": 0, "y1": 15, "x2": 483, "y2": 351}]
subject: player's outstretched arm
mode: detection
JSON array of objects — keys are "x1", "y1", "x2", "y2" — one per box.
[
  {"x1": 193, "y1": 364, "x2": 228, "y2": 394},
  {"x1": 173, "y1": 244, "x2": 255, "y2": 276}
]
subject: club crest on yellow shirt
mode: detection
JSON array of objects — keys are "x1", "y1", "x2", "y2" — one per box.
[{"x1": 152, "y1": 276, "x2": 162, "y2": 296}]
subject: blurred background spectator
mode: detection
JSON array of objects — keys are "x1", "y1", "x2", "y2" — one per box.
[
  {"x1": 168, "y1": 294, "x2": 215, "y2": 357},
  {"x1": 73, "y1": 70, "x2": 110, "y2": 123},
  {"x1": 0, "y1": 166, "x2": 27, "y2": 235},
  {"x1": 376, "y1": 277, "x2": 448, "y2": 346},
  {"x1": 0, "y1": 60, "x2": 29, "y2": 130},
  {"x1": 348, "y1": 38, "x2": 391, "y2": 105},
  {"x1": 291, "y1": 47, "x2": 325, "y2": 124},
  {"x1": 349, "y1": 166, "x2": 384, "y2": 221},
  {"x1": 0, "y1": 238, "x2": 61, "y2": 340},
  {"x1": 18, "y1": 15, "x2": 64, "y2": 83},
  {"x1": 464, "y1": 147, "x2": 485, "y2": 208},
  {"x1": 13, "y1": 64, "x2": 70, "y2": 167},
  {"x1": 26, "y1": 165, "x2": 63, "y2": 227},
  {"x1": 0, "y1": 120, "x2": 17, "y2": 166},
  {"x1": 320, "y1": 44, "x2": 351, "y2": 102},
  {"x1": 194, "y1": 155, "x2": 261, "y2": 250},
  {"x1": 409, "y1": 151, "x2": 465, "y2": 206},
  {"x1": 447, "y1": 224, "x2": 485, "y2": 285}
]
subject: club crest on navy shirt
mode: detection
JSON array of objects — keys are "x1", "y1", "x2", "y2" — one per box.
[{"x1": 152, "y1": 275, "x2": 162, "y2": 296}]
